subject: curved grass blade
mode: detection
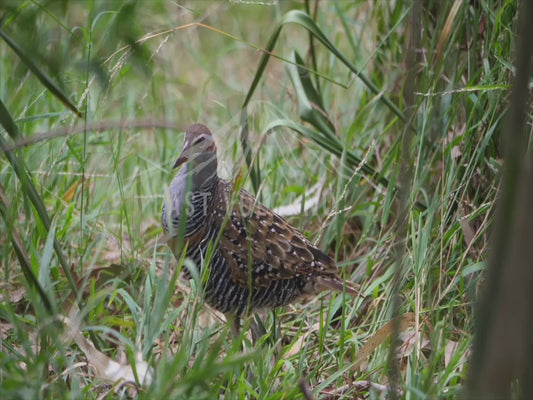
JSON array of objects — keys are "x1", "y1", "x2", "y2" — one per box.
[
  {"x1": 264, "y1": 118, "x2": 388, "y2": 188},
  {"x1": 265, "y1": 118, "x2": 426, "y2": 210},
  {"x1": 282, "y1": 10, "x2": 411, "y2": 125},
  {"x1": 241, "y1": 9, "x2": 413, "y2": 192},
  {"x1": 242, "y1": 10, "x2": 411, "y2": 123},
  {"x1": 0, "y1": 28, "x2": 82, "y2": 118},
  {"x1": 286, "y1": 51, "x2": 336, "y2": 138},
  {"x1": 282, "y1": 55, "x2": 429, "y2": 209},
  {"x1": 0, "y1": 98, "x2": 19, "y2": 138}
]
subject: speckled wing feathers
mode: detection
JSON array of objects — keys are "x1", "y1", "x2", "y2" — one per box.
[{"x1": 212, "y1": 180, "x2": 341, "y2": 289}]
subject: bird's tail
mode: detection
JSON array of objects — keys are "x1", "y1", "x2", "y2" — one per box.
[{"x1": 316, "y1": 276, "x2": 359, "y2": 297}]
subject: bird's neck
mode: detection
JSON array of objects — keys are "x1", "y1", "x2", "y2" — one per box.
[
  {"x1": 187, "y1": 152, "x2": 218, "y2": 192},
  {"x1": 168, "y1": 153, "x2": 218, "y2": 237}
]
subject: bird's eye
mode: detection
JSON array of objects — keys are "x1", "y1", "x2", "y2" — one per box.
[{"x1": 193, "y1": 135, "x2": 206, "y2": 145}]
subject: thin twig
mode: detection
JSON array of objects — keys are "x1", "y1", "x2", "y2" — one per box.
[{"x1": 2, "y1": 118, "x2": 182, "y2": 152}]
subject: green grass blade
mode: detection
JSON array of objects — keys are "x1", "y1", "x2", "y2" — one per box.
[
  {"x1": 0, "y1": 28, "x2": 82, "y2": 118},
  {"x1": 38, "y1": 219, "x2": 59, "y2": 309},
  {"x1": 0, "y1": 98, "x2": 19, "y2": 138},
  {"x1": 286, "y1": 51, "x2": 336, "y2": 138},
  {"x1": 239, "y1": 108, "x2": 261, "y2": 194},
  {"x1": 242, "y1": 9, "x2": 411, "y2": 127},
  {"x1": 264, "y1": 118, "x2": 387, "y2": 188},
  {"x1": 284, "y1": 10, "x2": 411, "y2": 126},
  {"x1": 241, "y1": 8, "x2": 414, "y2": 192},
  {"x1": 0, "y1": 183, "x2": 55, "y2": 314},
  {"x1": 0, "y1": 100, "x2": 79, "y2": 302}
]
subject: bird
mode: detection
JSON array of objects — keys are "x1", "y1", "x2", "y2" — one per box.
[{"x1": 161, "y1": 123, "x2": 358, "y2": 327}]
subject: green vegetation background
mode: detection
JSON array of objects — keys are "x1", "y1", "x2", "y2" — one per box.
[{"x1": 0, "y1": 1, "x2": 516, "y2": 398}]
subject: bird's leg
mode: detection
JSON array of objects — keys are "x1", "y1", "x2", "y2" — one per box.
[
  {"x1": 250, "y1": 318, "x2": 261, "y2": 344},
  {"x1": 224, "y1": 313, "x2": 241, "y2": 336},
  {"x1": 231, "y1": 313, "x2": 260, "y2": 345},
  {"x1": 232, "y1": 315, "x2": 241, "y2": 337},
  {"x1": 227, "y1": 312, "x2": 261, "y2": 345},
  {"x1": 251, "y1": 312, "x2": 269, "y2": 344}
]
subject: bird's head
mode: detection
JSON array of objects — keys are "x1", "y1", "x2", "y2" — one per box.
[{"x1": 173, "y1": 123, "x2": 217, "y2": 169}]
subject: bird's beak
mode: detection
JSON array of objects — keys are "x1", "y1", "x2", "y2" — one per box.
[{"x1": 173, "y1": 140, "x2": 189, "y2": 169}]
